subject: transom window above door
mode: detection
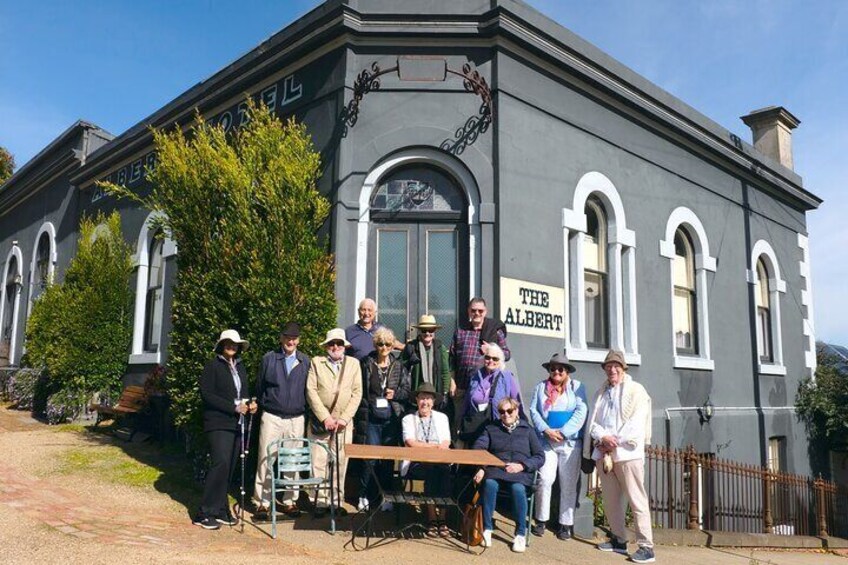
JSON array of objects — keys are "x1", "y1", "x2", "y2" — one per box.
[{"x1": 370, "y1": 165, "x2": 463, "y2": 220}]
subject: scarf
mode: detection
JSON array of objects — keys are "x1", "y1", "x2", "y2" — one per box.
[
  {"x1": 544, "y1": 378, "x2": 564, "y2": 409},
  {"x1": 417, "y1": 341, "x2": 434, "y2": 385},
  {"x1": 503, "y1": 419, "x2": 519, "y2": 433}
]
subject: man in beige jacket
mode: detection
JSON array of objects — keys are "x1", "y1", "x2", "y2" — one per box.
[
  {"x1": 306, "y1": 328, "x2": 363, "y2": 514},
  {"x1": 583, "y1": 350, "x2": 655, "y2": 563}
]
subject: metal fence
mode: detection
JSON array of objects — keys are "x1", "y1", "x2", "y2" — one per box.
[{"x1": 594, "y1": 445, "x2": 848, "y2": 537}]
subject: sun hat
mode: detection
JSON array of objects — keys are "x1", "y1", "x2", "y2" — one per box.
[
  {"x1": 320, "y1": 328, "x2": 351, "y2": 347},
  {"x1": 542, "y1": 352, "x2": 577, "y2": 374},
  {"x1": 413, "y1": 314, "x2": 442, "y2": 330},
  {"x1": 601, "y1": 349, "x2": 628, "y2": 371},
  {"x1": 215, "y1": 329, "x2": 249, "y2": 352}
]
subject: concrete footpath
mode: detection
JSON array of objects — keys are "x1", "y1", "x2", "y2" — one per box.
[{"x1": 0, "y1": 405, "x2": 845, "y2": 564}]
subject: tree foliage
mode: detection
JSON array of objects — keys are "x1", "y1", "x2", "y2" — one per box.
[
  {"x1": 101, "y1": 101, "x2": 337, "y2": 438},
  {"x1": 796, "y1": 350, "x2": 848, "y2": 449},
  {"x1": 0, "y1": 146, "x2": 14, "y2": 184},
  {"x1": 24, "y1": 212, "x2": 133, "y2": 406}
]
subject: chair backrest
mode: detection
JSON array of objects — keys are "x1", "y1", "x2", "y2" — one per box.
[
  {"x1": 117, "y1": 385, "x2": 148, "y2": 410},
  {"x1": 267, "y1": 437, "x2": 326, "y2": 478}
]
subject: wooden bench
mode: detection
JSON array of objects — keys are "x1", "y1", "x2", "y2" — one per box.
[{"x1": 90, "y1": 385, "x2": 149, "y2": 439}]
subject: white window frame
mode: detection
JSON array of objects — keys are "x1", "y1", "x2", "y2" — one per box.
[
  {"x1": 659, "y1": 207, "x2": 716, "y2": 371},
  {"x1": 748, "y1": 240, "x2": 786, "y2": 376},
  {"x1": 0, "y1": 244, "x2": 24, "y2": 365},
  {"x1": 797, "y1": 233, "x2": 816, "y2": 379},
  {"x1": 562, "y1": 172, "x2": 640, "y2": 365},
  {"x1": 355, "y1": 148, "x2": 481, "y2": 319},
  {"x1": 26, "y1": 222, "x2": 57, "y2": 320},
  {"x1": 129, "y1": 212, "x2": 176, "y2": 365}
]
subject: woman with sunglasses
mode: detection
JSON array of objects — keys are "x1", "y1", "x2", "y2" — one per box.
[
  {"x1": 528, "y1": 353, "x2": 587, "y2": 541},
  {"x1": 473, "y1": 397, "x2": 544, "y2": 553},
  {"x1": 354, "y1": 326, "x2": 411, "y2": 512},
  {"x1": 193, "y1": 329, "x2": 256, "y2": 530},
  {"x1": 460, "y1": 343, "x2": 524, "y2": 443}
]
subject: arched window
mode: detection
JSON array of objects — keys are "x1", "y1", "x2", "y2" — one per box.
[
  {"x1": 35, "y1": 234, "x2": 50, "y2": 291},
  {"x1": 144, "y1": 234, "x2": 165, "y2": 353},
  {"x1": 749, "y1": 240, "x2": 786, "y2": 375},
  {"x1": 584, "y1": 198, "x2": 608, "y2": 348},
  {"x1": 0, "y1": 248, "x2": 23, "y2": 365},
  {"x1": 562, "y1": 172, "x2": 639, "y2": 365},
  {"x1": 755, "y1": 259, "x2": 773, "y2": 363},
  {"x1": 673, "y1": 229, "x2": 697, "y2": 355}
]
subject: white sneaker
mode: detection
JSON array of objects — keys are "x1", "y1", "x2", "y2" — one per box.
[
  {"x1": 512, "y1": 534, "x2": 526, "y2": 553},
  {"x1": 380, "y1": 501, "x2": 394, "y2": 512},
  {"x1": 357, "y1": 497, "x2": 370, "y2": 511},
  {"x1": 481, "y1": 529, "x2": 493, "y2": 547}
]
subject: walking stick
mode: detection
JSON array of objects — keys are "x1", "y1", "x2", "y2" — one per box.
[
  {"x1": 238, "y1": 398, "x2": 257, "y2": 533},
  {"x1": 332, "y1": 429, "x2": 342, "y2": 534}
]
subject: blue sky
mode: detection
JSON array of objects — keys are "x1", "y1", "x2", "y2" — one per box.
[{"x1": 1, "y1": 0, "x2": 846, "y2": 344}]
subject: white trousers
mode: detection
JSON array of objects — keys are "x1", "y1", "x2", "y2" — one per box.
[
  {"x1": 534, "y1": 440, "x2": 582, "y2": 525},
  {"x1": 252, "y1": 412, "x2": 305, "y2": 507}
]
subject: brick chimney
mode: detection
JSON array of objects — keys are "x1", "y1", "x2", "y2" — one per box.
[{"x1": 740, "y1": 106, "x2": 800, "y2": 170}]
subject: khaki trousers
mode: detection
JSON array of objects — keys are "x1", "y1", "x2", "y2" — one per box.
[
  {"x1": 597, "y1": 458, "x2": 654, "y2": 548},
  {"x1": 307, "y1": 424, "x2": 352, "y2": 508},
  {"x1": 252, "y1": 412, "x2": 305, "y2": 507}
]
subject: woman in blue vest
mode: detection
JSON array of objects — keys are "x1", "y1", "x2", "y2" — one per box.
[{"x1": 529, "y1": 353, "x2": 587, "y2": 540}]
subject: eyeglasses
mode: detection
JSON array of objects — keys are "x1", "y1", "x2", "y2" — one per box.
[
  {"x1": 470, "y1": 308, "x2": 486, "y2": 313},
  {"x1": 375, "y1": 341, "x2": 392, "y2": 347},
  {"x1": 498, "y1": 407, "x2": 516, "y2": 415},
  {"x1": 419, "y1": 329, "x2": 435, "y2": 335},
  {"x1": 327, "y1": 341, "x2": 346, "y2": 347},
  {"x1": 549, "y1": 366, "x2": 568, "y2": 373},
  {"x1": 483, "y1": 355, "x2": 500, "y2": 361}
]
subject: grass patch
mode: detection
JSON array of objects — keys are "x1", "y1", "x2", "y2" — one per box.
[
  {"x1": 60, "y1": 446, "x2": 163, "y2": 487},
  {"x1": 51, "y1": 423, "x2": 89, "y2": 433}
]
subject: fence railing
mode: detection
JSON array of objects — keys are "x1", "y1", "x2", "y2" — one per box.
[{"x1": 594, "y1": 445, "x2": 848, "y2": 537}]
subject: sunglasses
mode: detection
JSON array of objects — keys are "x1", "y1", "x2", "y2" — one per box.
[
  {"x1": 483, "y1": 355, "x2": 500, "y2": 361},
  {"x1": 549, "y1": 366, "x2": 568, "y2": 373},
  {"x1": 419, "y1": 329, "x2": 435, "y2": 335},
  {"x1": 327, "y1": 340, "x2": 346, "y2": 347},
  {"x1": 222, "y1": 342, "x2": 238, "y2": 349},
  {"x1": 375, "y1": 341, "x2": 392, "y2": 347},
  {"x1": 470, "y1": 308, "x2": 486, "y2": 313},
  {"x1": 498, "y1": 407, "x2": 516, "y2": 415}
]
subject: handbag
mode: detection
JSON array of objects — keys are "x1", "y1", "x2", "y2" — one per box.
[
  {"x1": 581, "y1": 456, "x2": 596, "y2": 474},
  {"x1": 459, "y1": 373, "x2": 501, "y2": 441},
  {"x1": 461, "y1": 489, "x2": 483, "y2": 546},
  {"x1": 308, "y1": 357, "x2": 346, "y2": 435}
]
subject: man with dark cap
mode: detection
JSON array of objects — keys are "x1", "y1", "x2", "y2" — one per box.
[{"x1": 252, "y1": 322, "x2": 311, "y2": 521}]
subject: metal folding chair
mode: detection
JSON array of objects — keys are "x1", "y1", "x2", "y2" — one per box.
[{"x1": 268, "y1": 436, "x2": 335, "y2": 538}]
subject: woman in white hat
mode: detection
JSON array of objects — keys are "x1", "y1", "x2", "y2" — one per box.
[
  {"x1": 528, "y1": 353, "x2": 587, "y2": 541},
  {"x1": 193, "y1": 329, "x2": 256, "y2": 530}
]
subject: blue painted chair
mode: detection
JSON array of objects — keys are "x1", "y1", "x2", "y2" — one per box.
[{"x1": 268, "y1": 437, "x2": 337, "y2": 538}]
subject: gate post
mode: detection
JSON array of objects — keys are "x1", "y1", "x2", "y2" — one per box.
[
  {"x1": 815, "y1": 477, "x2": 828, "y2": 537},
  {"x1": 763, "y1": 469, "x2": 773, "y2": 534},
  {"x1": 686, "y1": 446, "x2": 699, "y2": 530}
]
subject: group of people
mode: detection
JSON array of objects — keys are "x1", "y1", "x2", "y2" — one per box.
[{"x1": 192, "y1": 297, "x2": 655, "y2": 564}]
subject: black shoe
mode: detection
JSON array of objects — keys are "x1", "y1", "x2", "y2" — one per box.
[
  {"x1": 192, "y1": 516, "x2": 221, "y2": 530},
  {"x1": 216, "y1": 512, "x2": 239, "y2": 526},
  {"x1": 313, "y1": 506, "x2": 329, "y2": 518},
  {"x1": 531, "y1": 521, "x2": 546, "y2": 537},
  {"x1": 334, "y1": 506, "x2": 349, "y2": 517},
  {"x1": 252, "y1": 507, "x2": 270, "y2": 523},
  {"x1": 557, "y1": 524, "x2": 572, "y2": 540}
]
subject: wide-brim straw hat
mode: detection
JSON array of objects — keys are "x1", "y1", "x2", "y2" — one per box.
[
  {"x1": 320, "y1": 328, "x2": 351, "y2": 347},
  {"x1": 542, "y1": 352, "x2": 576, "y2": 374},
  {"x1": 215, "y1": 329, "x2": 249, "y2": 352},
  {"x1": 601, "y1": 349, "x2": 628, "y2": 371},
  {"x1": 413, "y1": 314, "x2": 442, "y2": 330}
]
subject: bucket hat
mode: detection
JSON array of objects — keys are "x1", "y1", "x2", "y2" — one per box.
[
  {"x1": 320, "y1": 328, "x2": 351, "y2": 347},
  {"x1": 215, "y1": 329, "x2": 249, "y2": 352}
]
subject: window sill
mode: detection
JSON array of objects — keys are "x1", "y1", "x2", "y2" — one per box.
[
  {"x1": 569, "y1": 348, "x2": 641, "y2": 366},
  {"x1": 673, "y1": 356, "x2": 714, "y2": 371},
  {"x1": 759, "y1": 363, "x2": 787, "y2": 376},
  {"x1": 129, "y1": 352, "x2": 160, "y2": 365}
]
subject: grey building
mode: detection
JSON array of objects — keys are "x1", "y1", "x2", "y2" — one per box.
[{"x1": 0, "y1": 0, "x2": 821, "y2": 484}]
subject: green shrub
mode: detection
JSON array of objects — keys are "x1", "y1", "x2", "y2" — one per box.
[
  {"x1": 24, "y1": 212, "x2": 133, "y2": 409},
  {"x1": 102, "y1": 101, "x2": 337, "y2": 445}
]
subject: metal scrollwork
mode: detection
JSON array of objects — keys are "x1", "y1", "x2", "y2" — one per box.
[{"x1": 341, "y1": 62, "x2": 398, "y2": 128}]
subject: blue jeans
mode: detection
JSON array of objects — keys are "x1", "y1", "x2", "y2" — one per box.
[
  {"x1": 482, "y1": 478, "x2": 527, "y2": 536},
  {"x1": 360, "y1": 419, "x2": 398, "y2": 503}
]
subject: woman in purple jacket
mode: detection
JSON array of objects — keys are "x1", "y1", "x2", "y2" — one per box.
[{"x1": 461, "y1": 344, "x2": 524, "y2": 442}]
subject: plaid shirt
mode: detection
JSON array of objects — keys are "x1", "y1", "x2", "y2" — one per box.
[{"x1": 450, "y1": 326, "x2": 510, "y2": 390}]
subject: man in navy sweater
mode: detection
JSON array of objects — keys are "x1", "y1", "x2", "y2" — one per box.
[{"x1": 252, "y1": 322, "x2": 311, "y2": 520}]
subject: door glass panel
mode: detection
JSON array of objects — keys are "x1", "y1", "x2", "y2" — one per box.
[
  {"x1": 427, "y1": 230, "x2": 458, "y2": 340},
  {"x1": 377, "y1": 230, "x2": 408, "y2": 339}
]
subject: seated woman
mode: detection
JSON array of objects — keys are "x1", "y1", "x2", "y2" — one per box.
[
  {"x1": 401, "y1": 382, "x2": 452, "y2": 537},
  {"x1": 354, "y1": 327, "x2": 410, "y2": 512},
  {"x1": 473, "y1": 397, "x2": 544, "y2": 553},
  {"x1": 529, "y1": 353, "x2": 587, "y2": 540},
  {"x1": 461, "y1": 343, "x2": 524, "y2": 444}
]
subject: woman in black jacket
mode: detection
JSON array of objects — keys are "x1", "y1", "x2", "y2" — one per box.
[
  {"x1": 193, "y1": 329, "x2": 256, "y2": 530},
  {"x1": 473, "y1": 397, "x2": 544, "y2": 553}
]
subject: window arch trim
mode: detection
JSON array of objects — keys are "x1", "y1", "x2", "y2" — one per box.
[
  {"x1": 748, "y1": 239, "x2": 786, "y2": 376},
  {"x1": 659, "y1": 207, "x2": 716, "y2": 370},
  {"x1": 26, "y1": 222, "x2": 57, "y2": 320},
  {"x1": 0, "y1": 244, "x2": 24, "y2": 365}
]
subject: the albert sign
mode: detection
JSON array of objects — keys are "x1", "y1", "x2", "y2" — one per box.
[{"x1": 500, "y1": 277, "x2": 564, "y2": 339}]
